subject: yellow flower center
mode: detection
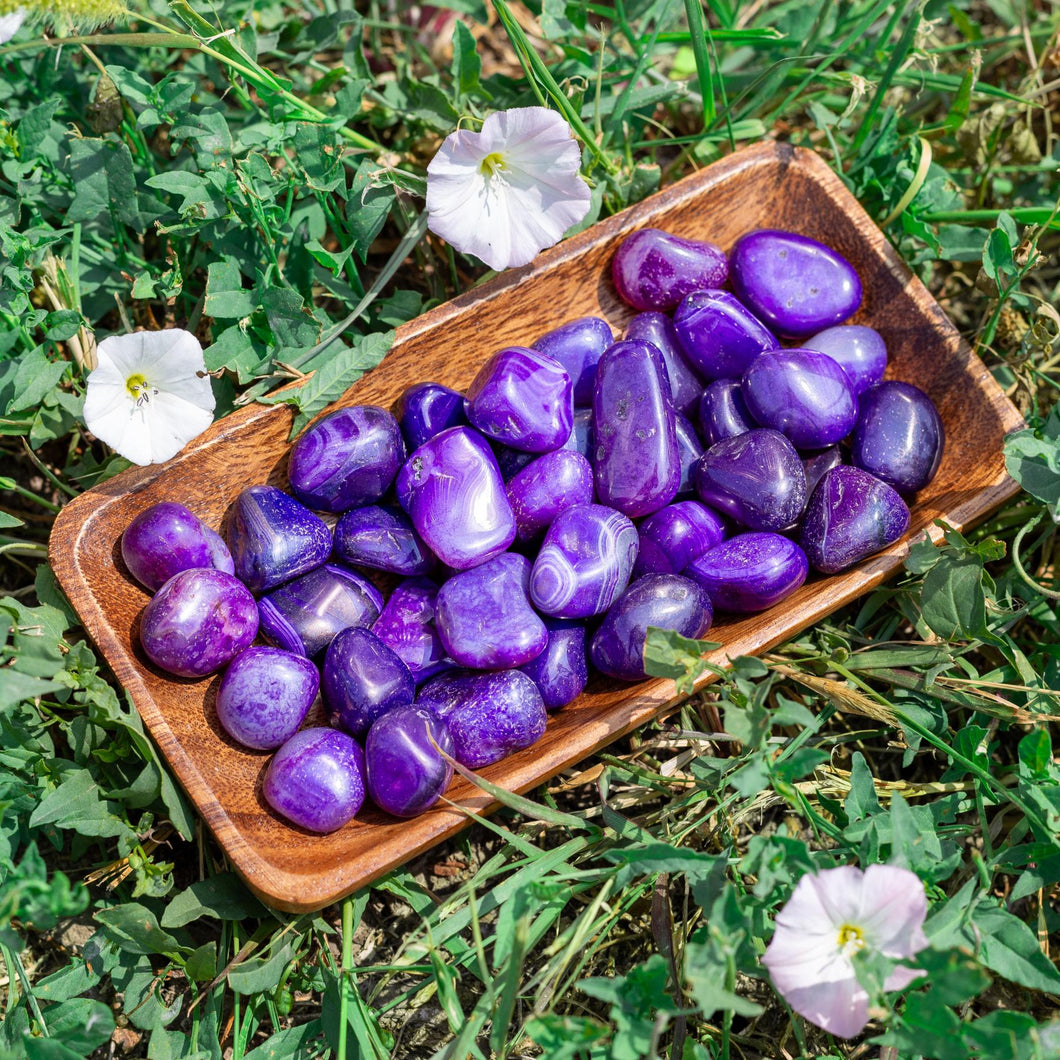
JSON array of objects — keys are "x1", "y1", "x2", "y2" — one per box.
[
  {"x1": 837, "y1": 923, "x2": 866, "y2": 954},
  {"x1": 479, "y1": 151, "x2": 508, "y2": 178},
  {"x1": 126, "y1": 373, "x2": 154, "y2": 405}
]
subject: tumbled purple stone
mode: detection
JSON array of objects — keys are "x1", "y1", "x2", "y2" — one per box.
[
  {"x1": 590, "y1": 574, "x2": 712, "y2": 682},
  {"x1": 464, "y1": 347, "x2": 573, "y2": 453},
  {"x1": 851, "y1": 381, "x2": 944, "y2": 495},
  {"x1": 530, "y1": 503, "x2": 638, "y2": 619},
  {"x1": 333, "y1": 504, "x2": 435, "y2": 576},
  {"x1": 227, "y1": 485, "x2": 332, "y2": 594},
  {"x1": 634, "y1": 500, "x2": 726, "y2": 578},
  {"x1": 216, "y1": 646, "x2": 319, "y2": 750},
  {"x1": 366, "y1": 706, "x2": 454, "y2": 817},
  {"x1": 531, "y1": 316, "x2": 613, "y2": 407},
  {"x1": 625, "y1": 312, "x2": 704, "y2": 417},
  {"x1": 435, "y1": 553, "x2": 547, "y2": 669},
  {"x1": 372, "y1": 576, "x2": 450, "y2": 683},
  {"x1": 492, "y1": 441, "x2": 537, "y2": 482},
  {"x1": 517, "y1": 617, "x2": 588, "y2": 711},
  {"x1": 694, "y1": 429, "x2": 807, "y2": 532},
  {"x1": 730, "y1": 229, "x2": 862, "y2": 337},
  {"x1": 803, "y1": 324, "x2": 887, "y2": 397},
  {"x1": 684, "y1": 533, "x2": 809, "y2": 612},
  {"x1": 322, "y1": 626, "x2": 415, "y2": 738},
  {"x1": 742, "y1": 349, "x2": 858, "y2": 450},
  {"x1": 288, "y1": 405, "x2": 405, "y2": 513},
  {"x1": 697, "y1": 379, "x2": 756, "y2": 447},
  {"x1": 507, "y1": 449, "x2": 595, "y2": 543},
  {"x1": 140, "y1": 569, "x2": 258, "y2": 678},
  {"x1": 674, "y1": 412, "x2": 704, "y2": 499},
  {"x1": 121, "y1": 501, "x2": 233, "y2": 592},
  {"x1": 257, "y1": 563, "x2": 383, "y2": 658},
  {"x1": 396, "y1": 427, "x2": 516, "y2": 570},
  {"x1": 803, "y1": 446, "x2": 844, "y2": 496},
  {"x1": 392, "y1": 382, "x2": 468, "y2": 451},
  {"x1": 799, "y1": 465, "x2": 910, "y2": 574},
  {"x1": 611, "y1": 227, "x2": 728, "y2": 312},
  {"x1": 564, "y1": 407, "x2": 594, "y2": 461},
  {"x1": 593, "y1": 340, "x2": 680, "y2": 518},
  {"x1": 263, "y1": 728, "x2": 365, "y2": 833},
  {"x1": 673, "y1": 290, "x2": 779, "y2": 380},
  {"x1": 417, "y1": 669, "x2": 546, "y2": 768}
]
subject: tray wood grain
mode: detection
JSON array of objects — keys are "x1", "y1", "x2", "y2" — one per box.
[{"x1": 50, "y1": 142, "x2": 1025, "y2": 912}]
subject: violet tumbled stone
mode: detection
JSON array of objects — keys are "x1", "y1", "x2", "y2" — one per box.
[
  {"x1": 684, "y1": 533, "x2": 809, "y2": 612},
  {"x1": 334, "y1": 504, "x2": 435, "y2": 576},
  {"x1": 396, "y1": 427, "x2": 516, "y2": 570},
  {"x1": 698, "y1": 379, "x2": 756, "y2": 448},
  {"x1": 673, "y1": 289, "x2": 779, "y2": 380},
  {"x1": 694, "y1": 429, "x2": 807, "y2": 532},
  {"x1": 464, "y1": 347, "x2": 573, "y2": 453},
  {"x1": 590, "y1": 574, "x2": 713, "y2": 682},
  {"x1": 803, "y1": 446, "x2": 844, "y2": 496},
  {"x1": 121, "y1": 502, "x2": 234, "y2": 592},
  {"x1": 730, "y1": 229, "x2": 862, "y2": 337},
  {"x1": 216, "y1": 646, "x2": 319, "y2": 750},
  {"x1": 517, "y1": 617, "x2": 588, "y2": 711},
  {"x1": 288, "y1": 405, "x2": 405, "y2": 513},
  {"x1": 593, "y1": 339, "x2": 680, "y2": 518},
  {"x1": 227, "y1": 485, "x2": 332, "y2": 594},
  {"x1": 564, "y1": 407, "x2": 594, "y2": 462},
  {"x1": 140, "y1": 569, "x2": 258, "y2": 679},
  {"x1": 531, "y1": 316, "x2": 613, "y2": 407},
  {"x1": 323, "y1": 626, "x2": 415, "y2": 738},
  {"x1": 530, "y1": 503, "x2": 638, "y2": 619},
  {"x1": 674, "y1": 412, "x2": 704, "y2": 499},
  {"x1": 263, "y1": 728, "x2": 365, "y2": 833},
  {"x1": 625, "y1": 312, "x2": 704, "y2": 418},
  {"x1": 799, "y1": 465, "x2": 910, "y2": 574},
  {"x1": 366, "y1": 706, "x2": 454, "y2": 817},
  {"x1": 803, "y1": 324, "x2": 888, "y2": 398},
  {"x1": 611, "y1": 227, "x2": 728, "y2": 311},
  {"x1": 507, "y1": 449, "x2": 595, "y2": 543},
  {"x1": 634, "y1": 500, "x2": 726, "y2": 578},
  {"x1": 393, "y1": 382, "x2": 468, "y2": 451},
  {"x1": 372, "y1": 576, "x2": 450, "y2": 683}
]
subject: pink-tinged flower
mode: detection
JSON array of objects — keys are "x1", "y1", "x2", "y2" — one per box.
[
  {"x1": 762, "y1": 864, "x2": 928, "y2": 1039},
  {"x1": 0, "y1": 8, "x2": 25, "y2": 42},
  {"x1": 426, "y1": 106, "x2": 592, "y2": 272}
]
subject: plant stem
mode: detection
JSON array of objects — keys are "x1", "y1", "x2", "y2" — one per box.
[{"x1": 338, "y1": 895, "x2": 354, "y2": 1060}]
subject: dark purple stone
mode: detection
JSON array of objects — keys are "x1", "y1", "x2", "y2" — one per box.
[
  {"x1": 366, "y1": 706, "x2": 454, "y2": 817},
  {"x1": 333, "y1": 504, "x2": 435, "y2": 576},
  {"x1": 216, "y1": 646, "x2": 319, "y2": 750},
  {"x1": 140, "y1": 569, "x2": 258, "y2": 679},
  {"x1": 288, "y1": 405, "x2": 405, "y2": 513},
  {"x1": 392, "y1": 382, "x2": 468, "y2": 451},
  {"x1": 673, "y1": 289, "x2": 779, "y2": 380},
  {"x1": 803, "y1": 446, "x2": 844, "y2": 496},
  {"x1": 634, "y1": 500, "x2": 726, "y2": 578},
  {"x1": 611, "y1": 228, "x2": 728, "y2": 312},
  {"x1": 730, "y1": 229, "x2": 862, "y2": 338},
  {"x1": 564, "y1": 407, "x2": 594, "y2": 461},
  {"x1": 697, "y1": 379, "x2": 756, "y2": 448},
  {"x1": 263, "y1": 728, "x2": 365, "y2": 833},
  {"x1": 803, "y1": 325, "x2": 887, "y2": 397},
  {"x1": 684, "y1": 533, "x2": 809, "y2": 612},
  {"x1": 227, "y1": 485, "x2": 332, "y2": 594},
  {"x1": 694, "y1": 429, "x2": 807, "y2": 532},
  {"x1": 799, "y1": 465, "x2": 910, "y2": 574},
  {"x1": 517, "y1": 617, "x2": 588, "y2": 711},
  {"x1": 625, "y1": 312, "x2": 704, "y2": 417},
  {"x1": 492, "y1": 441, "x2": 537, "y2": 481},
  {"x1": 531, "y1": 316, "x2": 613, "y2": 407},
  {"x1": 372, "y1": 576, "x2": 450, "y2": 683},
  {"x1": 257, "y1": 563, "x2": 383, "y2": 658},
  {"x1": 121, "y1": 501, "x2": 233, "y2": 592},
  {"x1": 673, "y1": 412, "x2": 704, "y2": 499},
  {"x1": 590, "y1": 574, "x2": 713, "y2": 682},
  {"x1": 507, "y1": 449, "x2": 595, "y2": 543}
]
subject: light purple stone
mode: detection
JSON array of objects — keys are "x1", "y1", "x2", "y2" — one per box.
[
  {"x1": 611, "y1": 228, "x2": 728, "y2": 312},
  {"x1": 698, "y1": 379, "x2": 756, "y2": 448},
  {"x1": 625, "y1": 311, "x2": 704, "y2": 417},
  {"x1": 366, "y1": 706, "x2": 454, "y2": 817},
  {"x1": 507, "y1": 449, "x2": 595, "y2": 543},
  {"x1": 121, "y1": 501, "x2": 234, "y2": 592},
  {"x1": 684, "y1": 533, "x2": 809, "y2": 612},
  {"x1": 530, "y1": 503, "x2": 638, "y2": 619},
  {"x1": 674, "y1": 412, "x2": 704, "y2": 499},
  {"x1": 673, "y1": 289, "x2": 779, "y2": 380},
  {"x1": 633, "y1": 500, "x2": 726, "y2": 578},
  {"x1": 392, "y1": 382, "x2": 468, "y2": 451},
  {"x1": 517, "y1": 617, "x2": 588, "y2": 711},
  {"x1": 372, "y1": 576, "x2": 451, "y2": 684},
  {"x1": 531, "y1": 316, "x2": 613, "y2": 407},
  {"x1": 803, "y1": 324, "x2": 887, "y2": 397},
  {"x1": 333, "y1": 504, "x2": 435, "y2": 576}
]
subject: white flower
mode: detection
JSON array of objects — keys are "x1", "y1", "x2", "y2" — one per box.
[
  {"x1": 762, "y1": 864, "x2": 929, "y2": 1039},
  {"x1": 426, "y1": 106, "x2": 592, "y2": 271},
  {"x1": 83, "y1": 329, "x2": 215, "y2": 466},
  {"x1": 0, "y1": 8, "x2": 25, "y2": 42}
]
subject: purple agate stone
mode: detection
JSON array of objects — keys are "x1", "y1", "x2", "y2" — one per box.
[
  {"x1": 140, "y1": 569, "x2": 258, "y2": 679},
  {"x1": 674, "y1": 412, "x2": 704, "y2": 499},
  {"x1": 288, "y1": 405, "x2": 405, "y2": 513},
  {"x1": 634, "y1": 500, "x2": 726, "y2": 578},
  {"x1": 393, "y1": 382, "x2": 468, "y2": 451},
  {"x1": 417, "y1": 669, "x2": 546, "y2": 768},
  {"x1": 694, "y1": 429, "x2": 807, "y2": 532},
  {"x1": 742, "y1": 349, "x2": 858, "y2": 450},
  {"x1": 697, "y1": 379, "x2": 756, "y2": 448},
  {"x1": 517, "y1": 617, "x2": 588, "y2": 711},
  {"x1": 492, "y1": 441, "x2": 537, "y2": 481},
  {"x1": 625, "y1": 312, "x2": 704, "y2": 417},
  {"x1": 257, "y1": 563, "x2": 383, "y2": 658},
  {"x1": 322, "y1": 626, "x2": 415, "y2": 738},
  {"x1": 593, "y1": 340, "x2": 680, "y2": 518},
  {"x1": 684, "y1": 533, "x2": 809, "y2": 612},
  {"x1": 372, "y1": 576, "x2": 450, "y2": 683},
  {"x1": 590, "y1": 574, "x2": 713, "y2": 682},
  {"x1": 216, "y1": 646, "x2": 318, "y2": 750},
  {"x1": 611, "y1": 228, "x2": 728, "y2": 312},
  {"x1": 464, "y1": 346, "x2": 573, "y2": 453},
  {"x1": 803, "y1": 324, "x2": 887, "y2": 397},
  {"x1": 673, "y1": 289, "x2": 779, "y2": 380},
  {"x1": 803, "y1": 446, "x2": 844, "y2": 496},
  {"x1": 227, "y1": 485, "x2": 332, "y2": 594},
  {"x1": 730, "y1": 229, "x2": 862, "y2": 338},
  {"x1": 333, "y1": 504, "x2": 435, "y2": 576},
  {"x1": 851, "y1": 381, "x2": 944, "y2": 495},
  {"x1": 799, "y1": 465, "x2": 910, "y2": 574},
  {"x1": 530, "y1": 503, "x2": 638, "y2": 619},
  {"x1": 564, "y1": 407, "x2": 594, "y2": 462},
  {"x1": 531, "y1": 316, "x2": 613, "y2": 407},
  {"x1": 396, "y1": 427, "x2": 516, "y2": 570},
  {"x1": 435, "y1": 553, "x2": 547, "y2": 669},
  {"x1": 263, "y1": 728, "x2": 365, "y2": 833},
  {"x1": 365, "y1": 706, "x2": 454, "y2": 817},
  {"x1": 507, "y1": 449, "x2": 595, "y2": 543},
  {"x1": 121, "y1": 502, "x2": 234, "y2": 592}
]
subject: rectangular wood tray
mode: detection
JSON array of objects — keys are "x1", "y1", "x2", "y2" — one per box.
[{"x1": 50, "y1": 142, "x2": 1025, "y2": 912}]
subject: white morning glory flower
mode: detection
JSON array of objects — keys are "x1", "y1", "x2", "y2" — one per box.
[
  {"x1": 83, "y1": 329, "x2": 216, "y2": 466},
  {"x1": 762, "y1": 864, "x2": 929, "y2": 1039},
  {"x1": 426, "y1": 106, "x2": 592, "y2": 271},
  {"x1": 0, "y1": 8, "x2": 25, "y2": 42}
]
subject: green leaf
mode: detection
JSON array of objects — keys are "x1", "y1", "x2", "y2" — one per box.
[
  {"x1": 162, "y1": 872, "x2": 265, "y2": 928},
  {"x1": 242, "y1": 1019, "x2": 325, "y2": 1060},
  {"x1": 227, "y1": 937, "x2": 298, "y2": 995},
  {"x1": 28, "y1": 769, "x2": 138, "y2": 844},
  {"x1": 450, "y1": 20, "x2": 488, "y2": 102},
  {"x1": 920, "y1": 552, "x2": 992, "y2": 641},
  {"x1": 66, "y1": 138, "x2": 142, "y2": 229},
  {"x1": 205, "y1": 258, "x2": 256, "y2": 320},
  {"x1": 45, "y1": 998, "x2": 115, "y2": 1054},
  {"x1": 184, "y1": 942, "x2": 217, "y2": 983},
  {"x1": 973, "y1": 904, "x2": 1060, "y2": 993},
  {"x1": 94, "y1": 903, "x2": 186, "y2": 958},
  {"x1": 1004, "y1": 406, "x2": 1060, "y2": 514},
  {"x1": 346, "y1": 162, "x2": 397, "y2": 260},
  {"x1": 4, "y1": 348, "x2": 68, "y2": 414},
  {"x1": 642, "y1": 627, "x2": 722, "y2": 694}
]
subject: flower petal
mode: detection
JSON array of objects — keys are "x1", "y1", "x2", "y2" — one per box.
[
  {"x1": 0, "y1": 8, "x2": 25, "y2": 43},
  {"x1": 781, "y1": 973, "x2": 870, "y2": 1039},
  {"x1": 855, "y1": 865, "x2": 929, "y2": 955}
]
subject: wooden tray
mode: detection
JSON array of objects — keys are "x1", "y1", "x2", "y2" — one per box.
[{"x1": 50, "y1": 142, "x2": 1024, "y2": 912}]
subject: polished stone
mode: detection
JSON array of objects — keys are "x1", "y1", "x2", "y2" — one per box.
[
  {"x1": 684, "y1": 532, "x2": 809, "y2": 612},
  {"x1": 517, "y1": 617, "x2": 588, "y2": 711},
  {"x1": 634, "y1": 500, "x2": 726, "y2": 578},
  {"x1": 392, "y1": 382, "x2": 468, "y2": 451},
  {"x1": 611, "y1": 227, "x2": 728, "y2": 311},
  {"x1": 531, "y1": 316, "x2": 613, "y2": 407},
  {"x1": 673, "y1": 289, "x2": 778, "y2": 379},
  {"x1": 334, "y1": 503, "x2": 436, "y2": 576},
  {"x1": 625, "y1": 311, "x2": 704, "y2": 417},
  {"x1": 697, "y1": 379, "x2": 756, "y2": 448},
  {"x1": 122, "y1": 502, "x2": 233, "y2": 592},
  {"x1": 802, "y1": 446, "x2": 844, "y2": 496},
  {"x1": 803, "y1": 324, "x2": 887, "y2": 397},
  {"x1": 371, "y1": 576, "x2": 451, "y2": 684},
  {"x1": 365, "y1": 706, "x2": 454, "y2": 817},
  {"x1": 507, "y1": 448, "x2": 594, "y2": 543}
]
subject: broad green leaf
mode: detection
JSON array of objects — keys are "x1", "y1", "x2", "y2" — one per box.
[
  {"x1": 973, "y1": 904, "x2": 1060, "y2": 993},
  {"x1": 642, "y1": 627, "x2": 722, "y2": 694},
  {"x1": 920, "y1": 552, "x2": 991, "y2": 641},
  {"x1": 205, "y1": 258, "x2": 256, "y2": 320},
  {"x1": 45, "y1": 998, "x2": 115, "y2": 1054},
  {"x1": 227, "y1": 937, "x2": 298, "y2": 995},
  {"x1": 28, "y1": 769, "x2": 137, "y2": 844},
  {"x1": 162, "y1": 872, "x2": 265, "y2": 927},
  {"x1": 242, "y1": 1019, "x2": 324, "y2": 1059},
  {"x1": 66, "y1": 138, "x2": 142, "y2": 229},
  {"x1": 94, "y1": 902, "x2": 186, "y2": 958}
]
